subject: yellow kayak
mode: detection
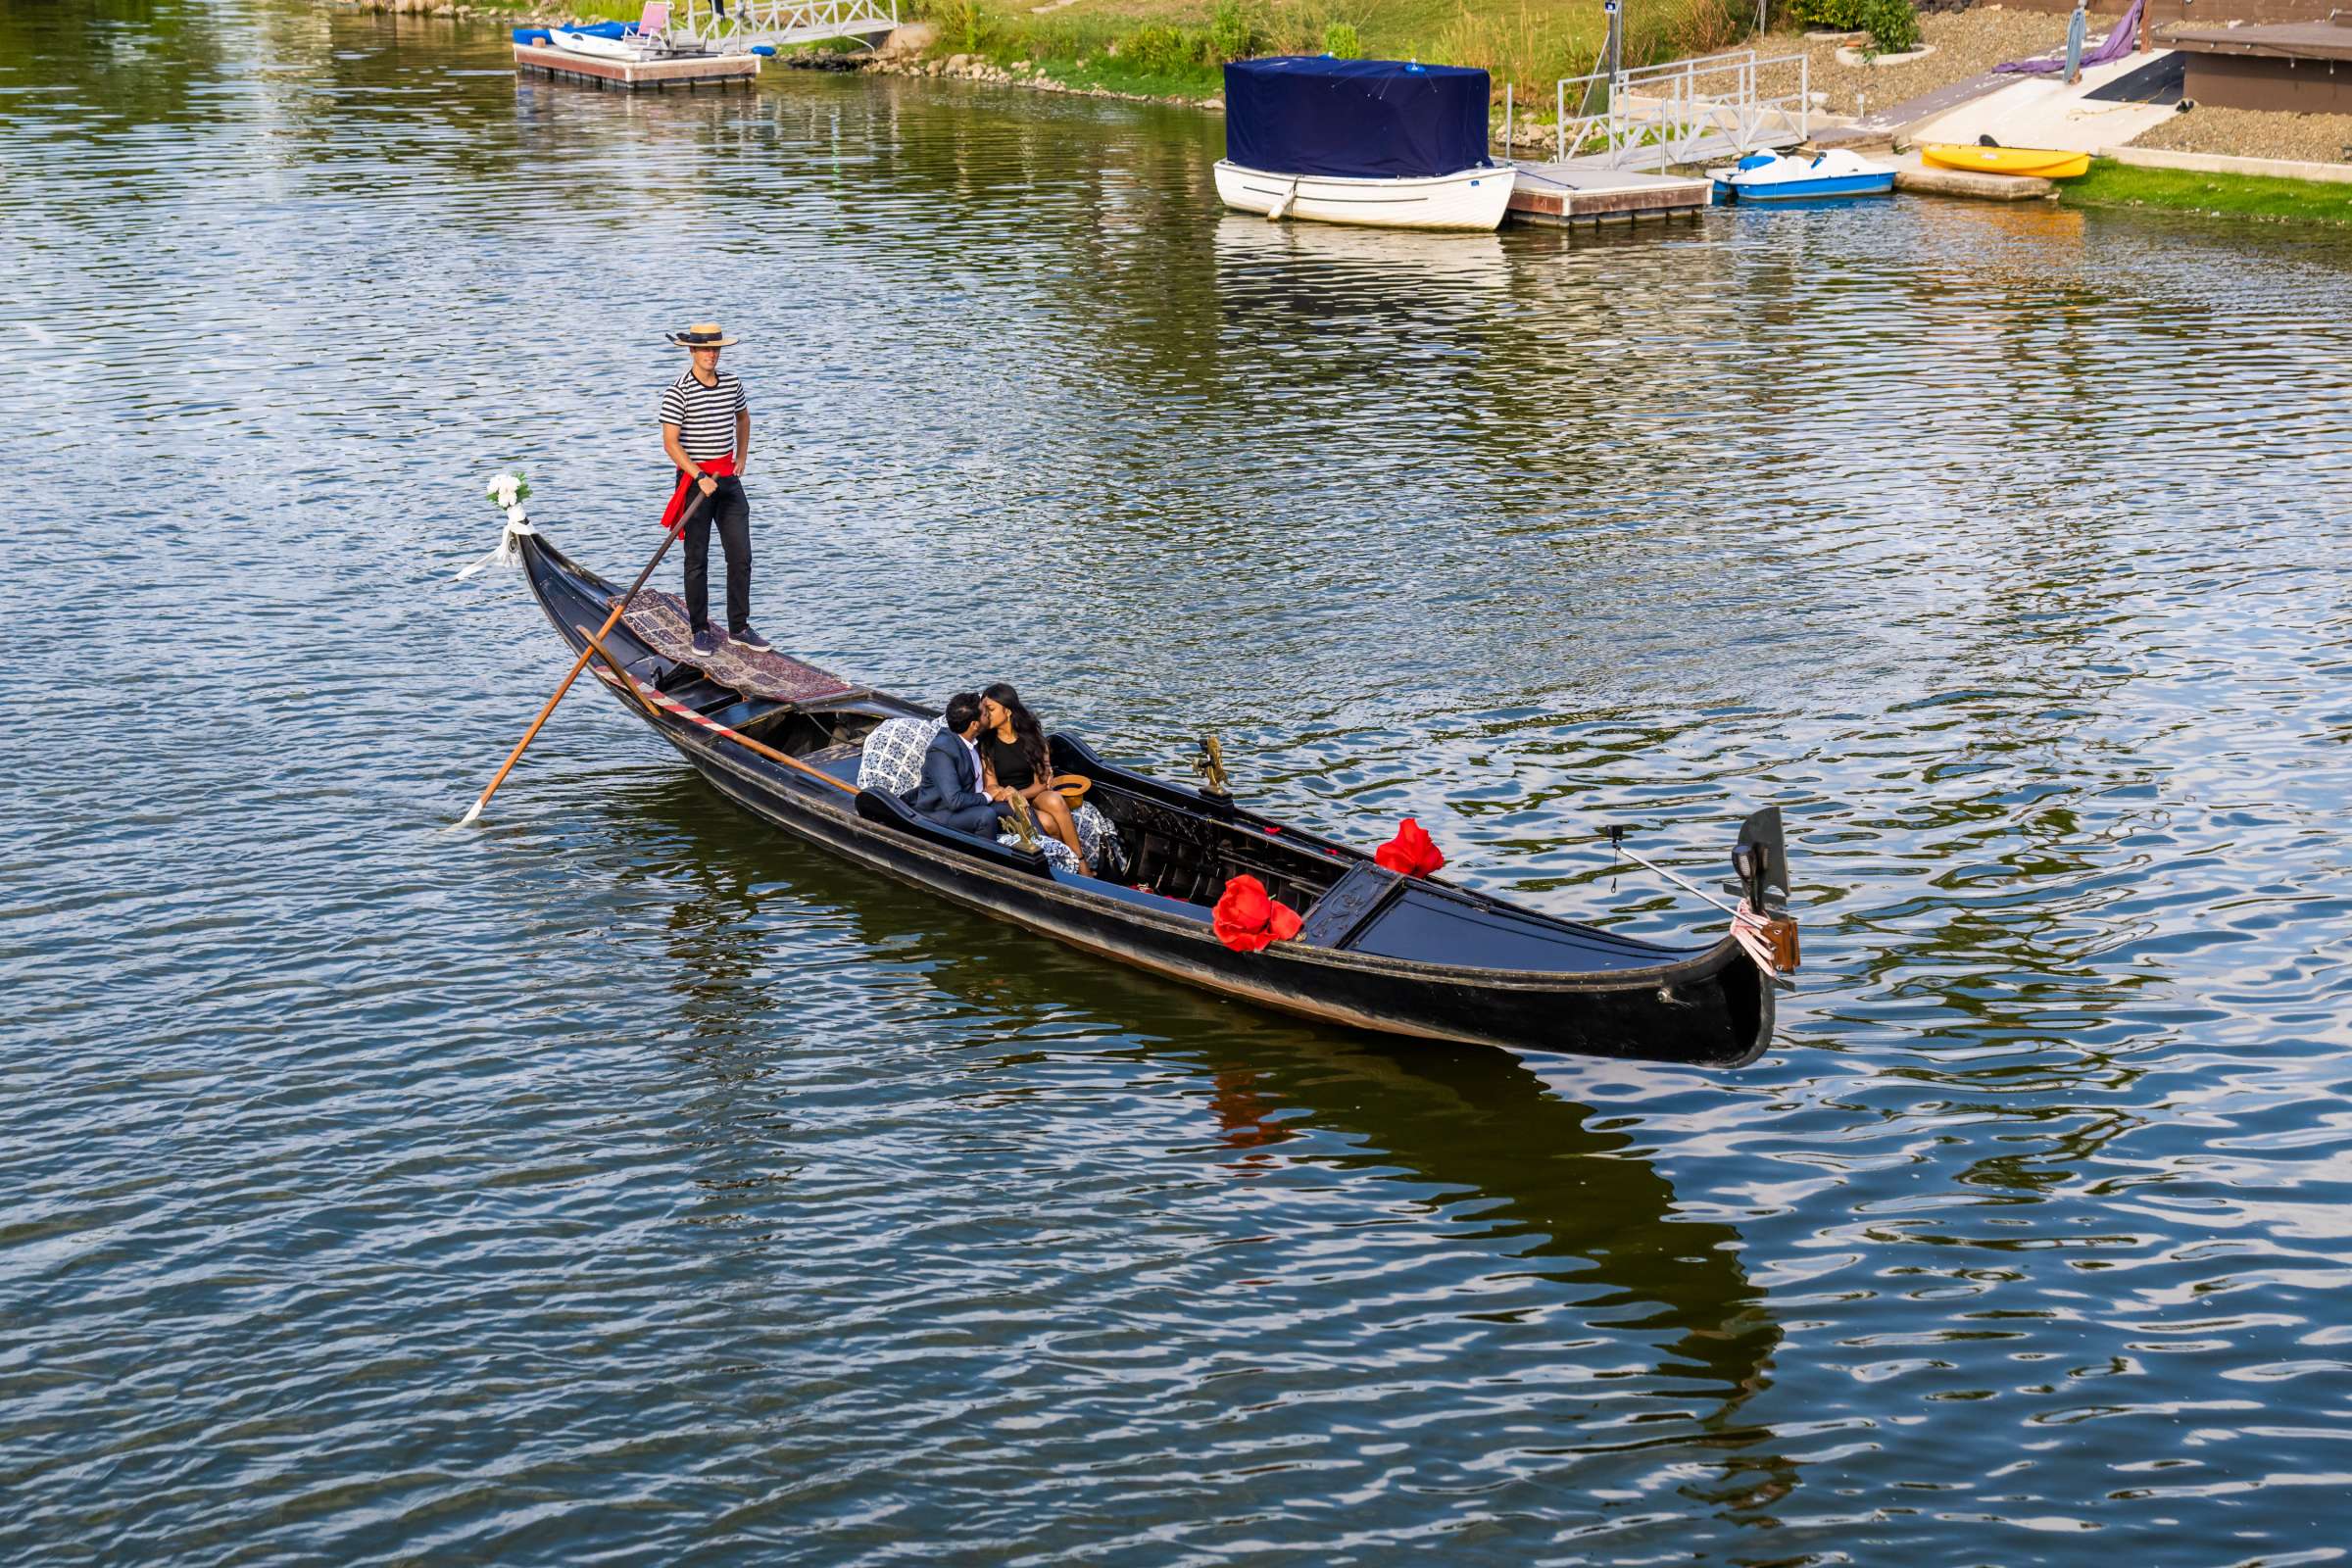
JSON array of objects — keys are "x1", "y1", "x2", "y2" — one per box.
[{"x1": 1920, "y1": 143, "x2": 2092, "y2": 179}]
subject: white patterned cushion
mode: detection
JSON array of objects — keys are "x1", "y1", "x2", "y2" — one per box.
[
  {"x1": 857, "y1": 715, "x2": 946, "y2": 796},
  {"x1": 1003, "y1": 831, "x2": 1085, "y2": 872},
  {"x1": 999, "y1": 801, "x2": 1123, "y2": 877},
  {"x1": 1073, "y1": 802, "x2": 1123, "y2": 874}
]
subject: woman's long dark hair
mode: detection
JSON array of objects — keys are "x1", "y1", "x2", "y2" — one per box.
[{"x1": 982, "y1": 682, "x2": 1052, "y2": 784}]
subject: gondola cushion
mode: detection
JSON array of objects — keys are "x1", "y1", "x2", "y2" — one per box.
[
  {"x1": 857, "y1": 716, "x2": 946, "y2": 797},
  {"x1": 999, "y1": 802, "x2": 1124, "y2": 878},
  {"x1": 1074, "y1": 802, "x2": 1123, "y2": 874},
  {"x1": 1004, "y1": 831, "x2": 1084, "y2": 873}
]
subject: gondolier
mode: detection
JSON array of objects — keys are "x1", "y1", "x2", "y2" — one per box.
[{"x1": 659, "y1": 321, "x2": 768, "y2": 655}]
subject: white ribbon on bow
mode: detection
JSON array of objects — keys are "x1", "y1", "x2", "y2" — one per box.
[{"x1": 457, "y1": 473, "x2": 538, "y2": 579}]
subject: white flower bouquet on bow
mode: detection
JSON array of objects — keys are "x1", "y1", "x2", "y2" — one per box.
[{"x1": 486, "y1": 472, "x2": 533, "y2": 523}]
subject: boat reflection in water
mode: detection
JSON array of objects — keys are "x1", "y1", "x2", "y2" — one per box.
[
  {"x1": 602, "y1": 772, "x2": 1788, "y2": 1503},
  {"x1": 1210, "y1": 211, "x2": 1511, "y2": 297}
]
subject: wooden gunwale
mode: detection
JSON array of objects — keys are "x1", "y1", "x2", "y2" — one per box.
[{"x1": 592, "y1": 659, "x2": 1751, "y2": 994}]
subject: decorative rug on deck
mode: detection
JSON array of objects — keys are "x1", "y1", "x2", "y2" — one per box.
[{"x1": 612, "y1": 590, "x2": 859, "y2": 704}]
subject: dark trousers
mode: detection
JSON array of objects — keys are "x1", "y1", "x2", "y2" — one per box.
[
  {"x1": 931, "y1": 801, "x2": 1005, "y2": 838},
  {"x1": 681, "y1": 475, "x2": 751, "y2": 634}
]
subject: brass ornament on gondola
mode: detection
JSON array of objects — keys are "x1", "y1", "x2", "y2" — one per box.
[
  {"x1": 1003, "y1": 790, "x2": 1042, "y2": 852},
  {"x1": 1195, "y1": 733, "x2": 1231, "y2": 797}
]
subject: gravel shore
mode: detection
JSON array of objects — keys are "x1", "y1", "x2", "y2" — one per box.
[
  {"x1": 1747, "y1": 8, "x2": 2100, "y2": 119},
  {"x1": 1494, "y1": 9, "x2": 2085, "y2": 150},
  {"x1": 2129, "y1": 103, "x2": 2352, "y2": 166}
]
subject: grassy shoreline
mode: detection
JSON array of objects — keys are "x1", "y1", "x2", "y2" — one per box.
[
  {"x1": 903, "y1": 0, "x2": 1770, "y2": 102},
  {"x1": 2062, "y1": 161, "x2": 2352, "y2": 227},
  {"x1": 432, "y1": 0, "x2": 2352, "y2": 230},
  {"x1": 463, "y1": 0, "x2": 1760, "y2": 99}
]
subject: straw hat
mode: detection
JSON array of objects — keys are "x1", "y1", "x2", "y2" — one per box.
[{"x1": 667, "y1": 322, "x2": 740, "y2": 349}]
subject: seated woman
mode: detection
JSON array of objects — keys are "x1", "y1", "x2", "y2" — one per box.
[{"x1": 978, "y1": 682, "x2": 1089, "y2": 876}]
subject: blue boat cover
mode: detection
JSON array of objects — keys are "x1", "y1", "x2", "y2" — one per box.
[{"x1": 1223, "y1": 57, "x2": 1492, "y2": 179}]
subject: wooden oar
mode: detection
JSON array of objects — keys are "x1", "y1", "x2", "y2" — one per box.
[
  {"x1": 582, "y1": 645, "x2": 858, "y2": 796},
  {"x1": 459, "y1": 490, "x2": 710, "y2": 826}
]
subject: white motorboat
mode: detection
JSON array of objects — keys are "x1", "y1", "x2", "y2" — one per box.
[
  {"x1": 1217, "y1": 57, "x2": 1511, "y2": 234},
  {"x1": 1212, "y1": 161, "x2": 1514, "y2": 231}
]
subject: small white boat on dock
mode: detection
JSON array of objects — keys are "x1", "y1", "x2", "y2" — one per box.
[
  {"x1": 1216, "y1": 57, "x2": 1511, "y2": 232},
  {"x1": 548, "y1": 26, "x2": 667, "y2": 61},
  {"x1": 537, "y1": 4, "x2": 708, "y2": 63}
]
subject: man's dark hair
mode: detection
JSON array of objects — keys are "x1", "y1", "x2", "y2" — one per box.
[{"x1": 944, "y1": 692, "x2": 983, "y2": 733}]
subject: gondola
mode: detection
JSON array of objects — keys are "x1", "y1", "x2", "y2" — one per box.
[{"x1": 514, "y1": 529, "x2": 1795, "y2": 1068}]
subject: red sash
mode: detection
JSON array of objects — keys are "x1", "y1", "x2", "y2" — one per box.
[{"x1": 660, "y1": 452, "x2": 737, "y2": 533}]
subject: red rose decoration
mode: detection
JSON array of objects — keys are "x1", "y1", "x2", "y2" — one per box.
[
  {"x1": 1374, "y1": 817, "x2": 1446, "y2": 878},
  {"x1": 1266, "y1": 900, "x2": 1303, "y2": 943},
  {"x1": 1213, "y1": 874, "x2": 1303, "y2": 954}
]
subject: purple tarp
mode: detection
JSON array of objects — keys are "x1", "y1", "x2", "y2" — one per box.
[{"x1": 1992, "y1": 0, "x2": 2146, "y2": 75}]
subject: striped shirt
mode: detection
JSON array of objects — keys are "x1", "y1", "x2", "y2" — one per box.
[{"x1": 659, "y1": 369, "x2": 749, "y2": 462}]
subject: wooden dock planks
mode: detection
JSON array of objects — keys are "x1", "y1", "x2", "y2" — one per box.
[
  {"x1": 513, "y1": 43, "x2": 760, "y2": 91},
  {"x1": 1506, "y1": 164, "x2": 1715, "y2": 225}
]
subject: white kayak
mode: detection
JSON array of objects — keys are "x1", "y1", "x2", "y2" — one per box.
[{"x1": 547, "y1": 27, "x2": 665, "y2": 61}]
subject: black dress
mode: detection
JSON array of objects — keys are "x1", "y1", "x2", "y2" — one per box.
[{"x1": 982, "y1": 731, "x2": 1042, "y2": 791}]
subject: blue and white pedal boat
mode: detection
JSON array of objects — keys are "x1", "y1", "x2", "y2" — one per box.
[{"x1": 1708, "y1": 149, "x2": 1896, "y2": 203}]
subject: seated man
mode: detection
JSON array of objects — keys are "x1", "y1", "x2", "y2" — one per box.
[{"x1": 906, "y1": 691, "x2": 1010, "y2": 837}]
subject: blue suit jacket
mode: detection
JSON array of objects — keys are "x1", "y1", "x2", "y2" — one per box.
[{"x1": 906, "y1": 730, "x2": 994, "y2": 818}]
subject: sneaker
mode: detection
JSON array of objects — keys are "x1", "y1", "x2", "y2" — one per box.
[
  {"x1": 690, "y1": 627, "x2": 718, "y2": 657},
  {"x1": 731, "y1": 626, "x2": 773, "y2": 653}
]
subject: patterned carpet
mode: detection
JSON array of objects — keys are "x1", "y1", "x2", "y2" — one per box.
[{"x1": 613, "y1": 589, "x2": 858, "y2": 704}]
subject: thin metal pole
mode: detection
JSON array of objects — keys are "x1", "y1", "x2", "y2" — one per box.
[
  {"x1": 1556, "y1": 77, "x2": 1564, "y2": 161},
  {"x1": 1503, "y1": 80, "x2": 1512, "y2": 154},
  {"x1": 1616, "y1": 844, "x2": 1741, "y2": 917}
]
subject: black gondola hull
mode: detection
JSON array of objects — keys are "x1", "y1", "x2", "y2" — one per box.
[{"x1": 516, "y1": 534, "x2": 1777, "y2": 1068}]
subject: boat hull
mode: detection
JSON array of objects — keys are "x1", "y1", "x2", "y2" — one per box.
[
  {"x1": 1920, "y1": 143, "x2": 2091, "y2": 179},
  {"x1": 516, "y1": 534, "x2": 1775, "y2": 1067},
  {"x1": 1714, "y1": 172, "x2": 1895, "y2": 201},
  {"x1": 548, "y1": 27, "x2": 666, "y2": 61},
  {"x1": 1213, "y1": 160, "x2": 1515, "y2": 231}
]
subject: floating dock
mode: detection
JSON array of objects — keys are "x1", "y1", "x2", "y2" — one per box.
[
  {"x1": 1891, "y1": 152, "x2": 2055, "y2": 202},
  {"x1": 513, "y1": 43, "x2": 761, "y2": 91},
  {"x1": 1505, "y1": 164, "x2": 1714, "y2": 225}
]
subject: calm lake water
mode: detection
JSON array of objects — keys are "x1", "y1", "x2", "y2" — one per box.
[{"x1": 4, "y1": 1, "x2": 2350, "y2": 1561}]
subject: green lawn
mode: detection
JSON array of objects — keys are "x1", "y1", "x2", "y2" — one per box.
[
  {"x1": 472, "y1": 0, "x2": 648, "y2": 25},
  {"x1": 918, "y1": 0, "x2": 1752, "y2": 100},
  {"x1": 2062, "y1": 160, "x2": 2352, "y2": 226}
]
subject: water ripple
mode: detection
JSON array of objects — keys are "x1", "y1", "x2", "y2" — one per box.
[{"x1": 3, "y1": 0, "x2": 2351, "y2": 1560}]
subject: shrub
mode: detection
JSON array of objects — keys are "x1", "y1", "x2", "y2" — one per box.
[
  {"x1": 1788, "y1": 0, "x2": 1867, "y2": 29},
  {"x1": 1663, "y1": 0, "x2": 1746, "y2": 57},
  {"x1": 925, "y1": 0, "x2": 989, "y2": 52},
  {"x1": 1432, "y1": 0, "x2": 1598, "y2": 99},
  {"x1": 1125, "y1": 24, "x2": 1200, "y2": 74},
  {"x1": 1208, "y1": 0, "x2": 1262, "y2": 62},
  {"x1": 1859, "y1": 0, "x2": 1919, "y2": 53},
  {"x1": 1322, "y1": 20, "x2": 1360, "y2": 57}
]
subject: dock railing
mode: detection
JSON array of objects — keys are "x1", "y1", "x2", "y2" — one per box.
[
  {"x1": 1511, "y1": 48, "x2": 1810, "y2": 171},
  {"x1": 667, "y1": 0, "x2": 901, "y2": 51}
]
